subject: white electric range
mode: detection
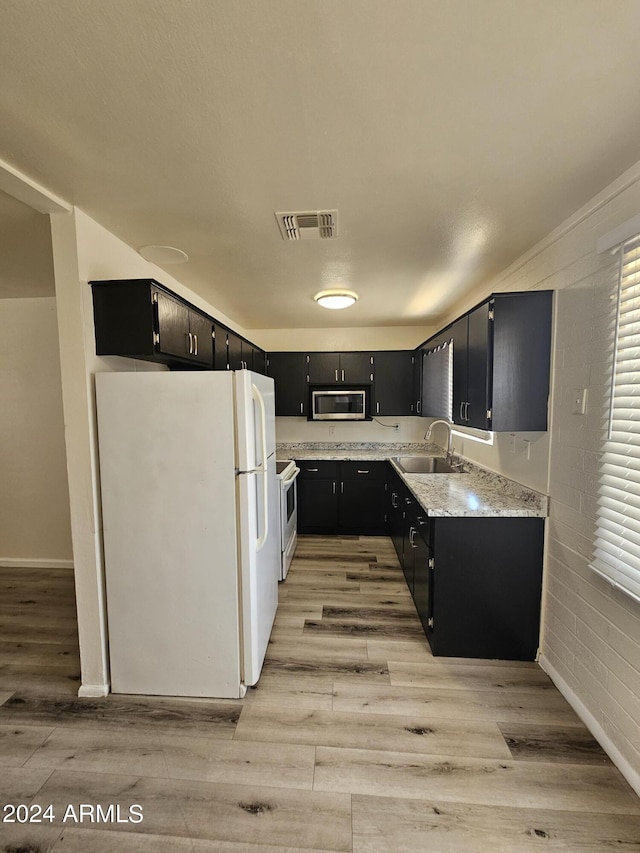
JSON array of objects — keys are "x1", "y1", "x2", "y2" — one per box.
[{"x1": 275, "y1": 459, "x2": 299, "y2": 580}]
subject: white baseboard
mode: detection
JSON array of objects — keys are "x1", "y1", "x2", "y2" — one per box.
[
  {"x1": 0, "y1": 557, "x2": 73, "y2": 569},
  {"x1": 78, "y1": 683, "x2": 109, "y2": 698},
  {"x1": 539, "y1": 653, "x2": 640, "y2": 798}
]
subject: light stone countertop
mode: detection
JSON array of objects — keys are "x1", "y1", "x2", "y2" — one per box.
[{"x1": 277, "y1": 442, "x2": 547, "y2": 519}]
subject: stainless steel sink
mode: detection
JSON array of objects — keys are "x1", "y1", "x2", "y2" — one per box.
[{"x1": 393, "y1": 456, "x2": 461, "y2": 474}]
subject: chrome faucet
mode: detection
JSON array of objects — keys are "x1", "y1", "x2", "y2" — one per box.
[{"x1": 425, "y1": 419, "x2": 454, "y2": 463}]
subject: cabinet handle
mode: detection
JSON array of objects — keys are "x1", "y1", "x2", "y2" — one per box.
[
  {"x1": 410, "y1": 527, "x2": 417, "y2": 548},
  {"x1": 335, "y1": 369, "x2": 339, "y2": 381},
  {"x1": 333, "y1": 481, "x2": 336, "y2": 494},
  {"x1": 391, "y1": 493, "x2": 398, "y2": 507},
  {"x1": 341, "y1": 369, "x2": 345, "y2": 382},
  {"x1": 357, "y1": 469, "x2": 369, "y2": 474},
  {"x1": 376, "y1": 402, "x2": 380, "y2": 414},
  {"x1": 300, "y1": 402, "x2": 304, "y2": 414},
  {"x1": 341, "y1": 482, "x2": 344, "y2": 494},
  {"x1": 460, "y1": 401, "x2": 465, "y2": 421},
  {"x1": 307, "y1": 468, "x2": 319, "y2": 472},
  {"x1": 417, "y1": 400, "x2": 421, "y2": 414},
  {"x1": 193, "y1": 334, "x2": 198, "y2": 356},
  {"x1": 187, "y1": 332, "x2": 193, "y2": 354},
  {"x1": 465, "y1": 401, "x2": 470, "y2": 421}
]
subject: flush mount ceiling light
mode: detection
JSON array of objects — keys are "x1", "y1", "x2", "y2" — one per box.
[
  {"x1": 138, "y1": 245, "x2": 189, "y2": 264},
  {"x1": 314, "y1": 289, "x2": 359, "y2": 310}
]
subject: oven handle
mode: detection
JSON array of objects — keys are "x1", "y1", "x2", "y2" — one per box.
[{"x1": 281, "y1": 466, "x2": 300, "y2": 485}]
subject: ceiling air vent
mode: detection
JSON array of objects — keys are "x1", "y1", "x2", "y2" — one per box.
[{"x1": 275, "y1": 210, "x2": 338, "y2": 240}]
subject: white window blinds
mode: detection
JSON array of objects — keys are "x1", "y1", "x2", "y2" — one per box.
[
  {"x1": 591, "y1": 234, "x2": 640, "y2": 604},
  {"x1": 421, "y1": 340, "x2": 453, "y2": 420}
]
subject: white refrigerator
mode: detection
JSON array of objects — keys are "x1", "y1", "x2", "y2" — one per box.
[{"x1": 95, "y1": 370, "x2": 279, "y2": 699}]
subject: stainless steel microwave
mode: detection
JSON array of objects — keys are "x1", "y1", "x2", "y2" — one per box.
[{"x1": 311, "y1": 389, "x2": 367, "y2": 420}]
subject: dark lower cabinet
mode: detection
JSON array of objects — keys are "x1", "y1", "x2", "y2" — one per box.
[
  {"x1": 296, "y1": 460, "x2": 387, "y2": 535},
  {"x1": 428, "y1": 517, "x2": 544, "y2": 660},
  {"x1": 388, "y1": 464, "x2": 544, "y2": 661}
]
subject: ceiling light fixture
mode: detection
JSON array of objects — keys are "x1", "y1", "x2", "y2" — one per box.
[{"x1": 314, "y1": 289, "x2": 359, "y2": 310}]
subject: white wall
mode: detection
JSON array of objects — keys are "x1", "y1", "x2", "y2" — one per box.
[
  {"x1": 254, "y1": 325, "x2": 436, "y2": 352},
  {"x1": 457, "y1": 162, "x2": 640, "y2": 793},
  {"x1": 50, "y1": 208, "x2": 252, "y2": 697},
  {"x1": 0, "y1": 297, "x2": 72, "y2": 565}
]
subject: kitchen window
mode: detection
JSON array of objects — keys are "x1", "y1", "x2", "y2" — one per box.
[{"x1": 591, "y1": 233, "x2": 640, "y2": 604}]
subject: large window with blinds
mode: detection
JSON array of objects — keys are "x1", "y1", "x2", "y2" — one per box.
[{"x1": 591, "y1": 234, "x2": 640, "y2": 604}]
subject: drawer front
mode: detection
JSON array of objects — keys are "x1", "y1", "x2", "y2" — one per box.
[
  {"x1": 341, "y1": 461, "x2": 386, "y2": 480},
  {"x1": 296, "y1": 460, "x2": 338, "y2": 479}
]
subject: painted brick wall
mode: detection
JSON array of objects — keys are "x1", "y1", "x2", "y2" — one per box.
[{"x1": 474, "y1": 164, "x2": 640, "y2": 793}]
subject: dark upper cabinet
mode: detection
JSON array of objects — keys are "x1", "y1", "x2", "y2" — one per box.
[
  {"x1": 267, "y1": 352, "x2": 308, "y2": 416},
  {"x1": 213, "y1": 323, "x2": 228, "y2": 370},
  {"x1": 452, "y1": 302, "x2": 491, "y2": 429},
  {"x1": 251, "y1": 347, "x2": 267, "y2": 375},
  {"x1": 227, "y1": 330, "x2": 243, "y2": 370},
  {"x1": 411, "y1": 351, "x2": 423, "y2": 415},
  {"x1": 90, "y1": 279, "x2": 267, "y2": 373},
  {"x1": 91, "y1": 279, "x2": 214, "y2": 368},
  {"x1": 372, "y1": 351, "x2": 413, "y2": 416},
  {"x1": 307, "y1": 352, "x2": 374, "y2": 384},
  {"x1": 491, "y1": 291, "x2": 552, "y2": 431},
  {"x1": 419, "y1": 290, "x2": 552, "y2": 432},
  {"x1": 214, "y1": 328, "x2": 266, "y2": 373},
  {"x1": 307, "y1": 352, "x2": 340, "y2": 384},
  {"x1": 339, "y1": 352, "x2": 374, "y2": 384}
]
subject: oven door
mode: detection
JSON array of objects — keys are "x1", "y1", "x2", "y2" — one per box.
[{"x1": 280, "y1": 464, "x2": 299, "y2": 579}]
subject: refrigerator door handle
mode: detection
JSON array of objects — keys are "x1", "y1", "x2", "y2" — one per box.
[{"x1": 251, "y1": 382, "x2": 269, "y2": 551}]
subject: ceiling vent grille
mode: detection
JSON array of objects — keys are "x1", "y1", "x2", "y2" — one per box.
[{"x1": 275, "y1": 210, "x2": 338, "y2": 240}]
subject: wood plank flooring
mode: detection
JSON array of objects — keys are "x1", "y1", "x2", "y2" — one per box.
[{"x1": 1, "y1": 537, "x2": 639, "y2": 851}]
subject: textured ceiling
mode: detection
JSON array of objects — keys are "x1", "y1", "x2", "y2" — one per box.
[{"x1": 1, "y1": 0, "x2": 639, "y2": 326}]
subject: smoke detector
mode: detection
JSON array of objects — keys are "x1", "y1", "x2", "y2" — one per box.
[{"x1": 275, "y1": 210, "x2": 338, "y2": 240}]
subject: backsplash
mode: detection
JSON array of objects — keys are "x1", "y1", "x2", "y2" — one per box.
[{"x1": 275, "y1": 416, "x2": 549, "y2": 494}]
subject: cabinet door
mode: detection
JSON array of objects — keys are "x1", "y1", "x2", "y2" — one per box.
[
  {"x1": 307, "y1": 352, "x2": 340, "y2": 384},
  {"x1": 155, "y1": 290, "x2": 190, "y2": 359},
  {"x1": 339, "y1": 463, "x2": 387, "y2": 534},
  {"x1": 213, "y1": 323, "x2": 229, "y2": 370},
  {"x1": 401, "y1": 493, "x2": 419, "y2": 594},
  {"x1": 466, "y1": 303, "x2": 491, "y2": 429},
  {"x1": 340, "y1": 352, "x2": 374, "y2": 384},
  {"x1": 188, "y1": 310, "x2": 214, "y2": 366},
  {"x1": 388, "y1": 474, "x2": 405, "y2": 565},
  {"x1": 268, "y1": 353, "x2": 308, "y2": 416},
  {"x1": 373, "y1": 351, "x2": 413, "y2": 416},
  {"x1": 227, "y1": 331, "x2": 243, "y2": 370},
  {"x1": 491, "y1": 291, "x2": 552, "y2": 431},
  {"x1": 451, "y1": 316, "x2": 468, "y2": 426},
  {"x1": 252, "y1": 347, "x2": 267, "y2": 375},
  {"x1": 412, "y1": 521, "x2": 432, "y2": 635},
  {"x1": 296, "y1": 477, "x2": 338, "y2": 532},
  {"x1": 411, "y1": 351, "x2": 424, "y2": 415},
  {"x1": 430, "y1": 517, "x2": 544, "y2": 660}
]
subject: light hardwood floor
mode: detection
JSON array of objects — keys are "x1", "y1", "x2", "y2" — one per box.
[{"x1": 1, "y1": 536, "x2": 639, "y2": 852}]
